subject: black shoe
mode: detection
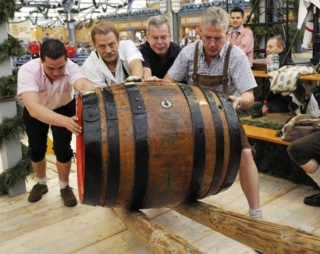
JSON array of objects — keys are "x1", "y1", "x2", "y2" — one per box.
[
  {"x1": 28, "y1": 183, "x2": 48, "y2": 202},
  {"x1": 304, "y1": 193, "x2": 320, "y2": 207},
  {"x1": 60, "y1": 186, "x2": 77, "y2": 207}
]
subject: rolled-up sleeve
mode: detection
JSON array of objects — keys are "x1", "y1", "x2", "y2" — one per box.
[
  {"x1": 167, "y1": 48, "x2": 192, "y2": 82},
  {"x1": 66, "y1": 60, "x2": 86, "y2": 85},
  {"x1": 81, "y1": 53, "x2": 106, "y2": 88},
  {"x1": 120, "y1": 40, "x2": 144, "y2": 64},
  {"x1": 17, "y1": 65, "x2": 39, "y2": 96}
]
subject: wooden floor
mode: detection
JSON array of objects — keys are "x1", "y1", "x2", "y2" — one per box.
[{"x1": 1, "y1": 137, "x2": 320, "y2": 253}]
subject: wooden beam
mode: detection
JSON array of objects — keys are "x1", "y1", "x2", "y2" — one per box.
[
  {"x1": 113, "y1": 208, "x2": 204, "y2": 254},
  {"x1": 172, "y1": 201, "x2": 320, "y2": 254}
]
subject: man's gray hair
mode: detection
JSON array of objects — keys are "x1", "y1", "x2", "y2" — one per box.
[
  {"x1": 146, "y1": 15, "x2": 171, "y2": 34},
  {"x1": 200, "y1": 6, "x2": 230, "y2": 31}
]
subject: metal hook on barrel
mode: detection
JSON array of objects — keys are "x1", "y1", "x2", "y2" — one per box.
[{"x1": 161, "y1": 100, "x2": 172, "y2": 108}]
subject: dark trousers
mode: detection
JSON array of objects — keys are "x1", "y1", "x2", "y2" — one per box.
[
  {"x1": 23, "y1": 99, "x2": 75, "y2": 163},
  {"x1": 287, "y1": 131, "x2": 320, "y2": 165}
]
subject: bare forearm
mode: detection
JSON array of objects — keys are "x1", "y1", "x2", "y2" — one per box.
[
  {"x1": 229, "y1": 90, "x2": 254, "y2": 110},
  {"x1": 239, "y1": 92, "x2": 254, "y2": 109},
  {"x1": 74, "y1": 78, "x2": 95, "y2": 91},
  {"x1": 143, "y1": 67, "x2": 152, "y2": 79},
  {"x1": 162, "y1": 73, "x2": 176, "y2": 83},
  {"x1": 129, "y1": 59, "x2": 144, "y2": 78},
  {"x1": 27, "y1": 105, "x2": 82, "y2": 135}
]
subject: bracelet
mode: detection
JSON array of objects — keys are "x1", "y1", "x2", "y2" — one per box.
[{"x1": 237, "y1": 97, "x2": 243, "y2": 109}]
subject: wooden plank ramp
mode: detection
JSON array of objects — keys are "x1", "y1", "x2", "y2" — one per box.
[{"x1": 1, "y1": 156, "x2": 320, "y2": 253}]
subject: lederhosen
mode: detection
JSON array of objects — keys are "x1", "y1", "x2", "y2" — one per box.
[{"x1": 192, "y1": 41, "x2": 251, "y2": 150}]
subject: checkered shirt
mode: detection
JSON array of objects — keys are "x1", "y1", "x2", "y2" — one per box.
[{"x1": 167, "y1": 41, "x2": 257, "y2": 95}]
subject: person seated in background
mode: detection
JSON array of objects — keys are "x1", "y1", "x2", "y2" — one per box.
[
  {"x1": 266, "y1": 36, "x2": 294, "y2": 66},
  {"x1": 28, "y1": 41, "x2": 40, "y2": 59},
  {"x1": 287, "y1": 131, "x2": 320, "y2": 206},
  {"x1": 226, "y1": 7, "x2": 254, "y2": 67},
  {"x1": 77, "y1": 45, "x2": 87, "y2": 55},
  {"x1": 139, "y1": 15, "x2": 181, "y2": 80},
  {"x1": 264, "y1": 36, "x2": 296, "y2": 113},
  {"x1": 65, "y1": 42, "x2": 77, "y2": 58},
  {"x1": 81, "y1": 21, "x2": 144, "y2": 87}
]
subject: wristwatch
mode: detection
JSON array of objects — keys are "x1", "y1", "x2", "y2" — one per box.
[{"x1": 237, "y1": 97, "x2": 243, "y2": 109}]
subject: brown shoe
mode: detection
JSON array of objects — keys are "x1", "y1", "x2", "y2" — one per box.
[
  {"x1": 28, "y1": 183, "x2": 48, "y2": 202},
  {"x1": 60, "y1": 186, "x2": 77, "y2": 207}
]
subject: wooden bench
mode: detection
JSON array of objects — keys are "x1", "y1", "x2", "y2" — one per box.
[
  {"x1": 243, "y1": 124, "x2": 291, "y2": 146},
  {"x1": 252, "y1": 70, "x2": 320, "y2": 81}
]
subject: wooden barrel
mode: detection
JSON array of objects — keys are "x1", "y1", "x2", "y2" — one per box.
[{"x1": 76, "y1": 82, "x2": 241, "y2": 209}]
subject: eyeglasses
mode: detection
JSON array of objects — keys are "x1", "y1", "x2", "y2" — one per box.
[{"x1": 149, "y1": 35, "x2": 170, "y2": 43}]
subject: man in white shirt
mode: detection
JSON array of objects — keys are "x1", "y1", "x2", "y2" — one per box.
[{"x1": 81, "y1": 21, "x2": 144, "y2": 87}]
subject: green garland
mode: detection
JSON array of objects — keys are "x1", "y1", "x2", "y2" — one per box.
[
  {"x1": 240, "y1": 118, "x2": 284, "y2": 130},
  {"x1": 0, "y1": 102, "x2": 25, "y2": 143},
  {"x1": 0, "y1": 102, "x2": 29, "y2": 195},
  {"x1": 0, "y1": 0, "x2": 16, "y2": 26},
  {"x1": 0, "y1": 143, "x2": 32, "y2": 194},
  {"x1": 0, "y1": 68, "x2": 18, "y2": 100},
  {"x1": 0, "y1": 6, "x2": 31, "y2": 194},
  {"x1": 0, "y1": 35, "x2": 25, "y2": 64}
]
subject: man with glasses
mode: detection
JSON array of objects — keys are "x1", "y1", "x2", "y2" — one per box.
[
  {"x1": 162, "y1": 7, "x2": 262, "y2": 222},
  {"x1": 81, "y1": 21, "x2": 144, "y2": 87},
  {"x1": 139, "y1": 15, "x2": 181, "y2": 80}
]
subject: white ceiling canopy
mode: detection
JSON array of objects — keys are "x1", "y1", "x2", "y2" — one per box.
[{"x1": 13, "y1": 0, "x2": 159, "y2": 26}]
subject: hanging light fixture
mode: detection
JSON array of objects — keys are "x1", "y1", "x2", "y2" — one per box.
[
  {"x1": 171, "y1": 0, "x2": 181, "y2": 14},
  {"x1": 160, "y1": 0, "x2": 167, "y2": 14}
]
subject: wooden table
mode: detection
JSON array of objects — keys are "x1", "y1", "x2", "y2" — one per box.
[{"x1": 252, "y1": 70, "x2": 320, "y2": 81}]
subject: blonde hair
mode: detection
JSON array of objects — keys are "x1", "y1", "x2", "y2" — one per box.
[{"x1": 91, "y1": 21, "x2": 119, "y2": 44}]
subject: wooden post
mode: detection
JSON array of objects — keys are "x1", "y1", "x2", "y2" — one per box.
[
  {"x1": 0, "y1": 23, "x2": 26, "y2": 196},
  {"x1": 113, "y1": 208, "x2": 204, "y2": 254},
  {"x1": 172, "y1": 201, "x2": 320, "y2": 254}
]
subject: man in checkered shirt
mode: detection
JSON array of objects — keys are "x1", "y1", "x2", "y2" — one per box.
[{"x1": 163, "y1": 7, "x2": 262, "y2": 220}]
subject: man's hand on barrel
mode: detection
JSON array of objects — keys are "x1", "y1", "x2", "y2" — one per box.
[
  {"x1": 123, "y1": 76, "x2": 143, "y2": 83},
  {"x1": 65, "y1": 116, "x2": 82, "y2": 136},
  {"x1": 228, "y1": 95, "x2": 242, "y2": 110},
  {"x1": 144, "y1": 76, "x2": 162, "y2": 82}
]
